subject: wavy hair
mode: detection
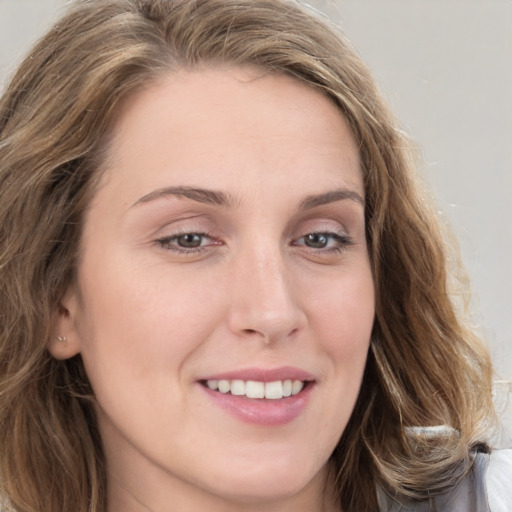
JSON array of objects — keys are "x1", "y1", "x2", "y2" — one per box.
[{"x1": 0, "y1": 1, "x2": 494, "y2": 510}]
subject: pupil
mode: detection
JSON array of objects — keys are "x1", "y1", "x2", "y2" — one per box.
[
  {"x1": 305, "y1": 233, "x2": 327, "y2": 248},
  {"x1": 178, "y1": 234, "x2": 202, "y2": 248}
]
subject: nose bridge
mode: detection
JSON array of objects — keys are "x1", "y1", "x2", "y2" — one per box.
[{"x1": 228, "y1": 239, "x2": 305, "y2": 343}]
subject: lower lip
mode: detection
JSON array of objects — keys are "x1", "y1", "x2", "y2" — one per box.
[{"x1": 199, "y1": 383, "x2": 314, "y2": 427}]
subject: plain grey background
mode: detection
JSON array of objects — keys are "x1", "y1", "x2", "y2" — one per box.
[{"x1": 1, "y1": 0, "x2": 510, "y2": 438}]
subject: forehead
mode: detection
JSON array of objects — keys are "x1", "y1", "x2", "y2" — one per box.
[{"x1": 97, "y1": 66, "x2": 363, "y2": 207}]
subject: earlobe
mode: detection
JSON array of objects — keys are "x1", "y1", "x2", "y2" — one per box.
[{"x1": 48, "y1": 297, "x2": 82, "y2": 360}]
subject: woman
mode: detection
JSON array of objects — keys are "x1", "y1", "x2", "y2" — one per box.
[{"x1": 0, "y1": 1, "x2": 508, "y2": 511}]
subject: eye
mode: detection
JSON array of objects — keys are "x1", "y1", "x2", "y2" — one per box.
[
  {"x1": 295, "y1": 231, "x2": 353, "y2": 251},
  {"x1": 156, "y1": 232, "x2": 215, "y2": 253},
  {"x1": 303, "y1": 233, "x2": 331, "y2": 249},
  {"x1": 174, "y1": 233, "x2": 205, "y2": 248}
]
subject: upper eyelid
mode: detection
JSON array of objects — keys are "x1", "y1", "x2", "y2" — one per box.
[
  {"x1": 155, "y1": 219, "x2": 352, "y2": 238},
  {"x1": 153, "y1": 214, "x2": 212, "y2": 231},
  {"x1": 151, "y1": 217, "x2": 217, "y2": 240},
  {"x1": 292, "y1": 224, "x2": 351, "y2": 239},
  {"x1": 151, "y1": 208, "x2": 356, "y2": 240}
]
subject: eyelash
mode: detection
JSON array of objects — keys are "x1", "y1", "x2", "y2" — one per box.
[
  {"x1": 156, "y1": 231, "x2": 215, "y2": 254},
  {"x1": 156, "y1": 230, "x2": 353, "y2": 256},
  {"x1": 292, "y1": 231, "x2": 354, "y2": 253}
]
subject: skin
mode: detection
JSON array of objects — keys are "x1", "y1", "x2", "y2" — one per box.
[{"x1": 52, "y1": 66, "x2": 375, "y2": 512}]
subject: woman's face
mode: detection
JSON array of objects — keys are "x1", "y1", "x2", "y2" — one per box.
[{"x1": 54, "y1": 67, "x2": 375, "y2": 511}]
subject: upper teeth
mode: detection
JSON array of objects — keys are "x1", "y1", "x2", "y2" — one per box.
[{"x1": 206, "y1": 379, "x2": 304, "y2": 399}]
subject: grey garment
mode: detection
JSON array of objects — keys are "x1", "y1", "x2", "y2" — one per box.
[{"x1": 377, "y1": 450, "x2": 512, "y2": 512}]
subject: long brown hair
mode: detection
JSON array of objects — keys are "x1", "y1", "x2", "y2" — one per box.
[{"x1": 0, "y1": 1, "x2": 494, "y2": 511}]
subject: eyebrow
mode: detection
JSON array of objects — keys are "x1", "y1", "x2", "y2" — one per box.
[
  {"x1": 131, "y1": 185, "x2": 364, "y2": 210},
  {"x1": 299, "y1": 188, "x2": 365, "y2": 210},
  {"x1": 132, "y1": 186, "x2": 235, "y2": 208}
]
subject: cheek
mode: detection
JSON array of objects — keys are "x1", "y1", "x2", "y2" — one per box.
[
  {"x1": 314, "y1": 270, "x2": 374, "y2": 424},
  {"x1": 299, "y1": 269, "x2": 374, "y2": 458},
  {"x1": 74, "y1": 255, "x2": 222, "y2": 385},
  {"x1": 308, "y1": 266, "x2": 375, "y2": 358}
]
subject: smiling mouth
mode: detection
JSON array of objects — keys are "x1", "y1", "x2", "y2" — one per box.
[{"x1": 201, "y1": 379, "x2": 309, "y2": 400}]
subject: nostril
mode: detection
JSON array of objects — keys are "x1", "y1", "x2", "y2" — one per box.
[{"x1": 241, "y1": 328, "x2": 272, "y2": 345}]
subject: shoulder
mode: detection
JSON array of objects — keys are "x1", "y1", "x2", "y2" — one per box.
[
  {"x1": 378, "y1": 448, "x2": 512, "y2": 512},
  {"x1": 486, "y1": 448, "x2": 512, "y2": 512}
]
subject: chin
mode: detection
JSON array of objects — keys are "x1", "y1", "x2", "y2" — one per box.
[{"x1": 202, "y1": 456, "x2": 326, "y2": 504}]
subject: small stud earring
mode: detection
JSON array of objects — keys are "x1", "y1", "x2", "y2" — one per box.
[{"x1": 56, "y1": 336, "x2": 67, "y2": 342}]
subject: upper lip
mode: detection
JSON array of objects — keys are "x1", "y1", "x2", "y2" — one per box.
[{"x1": 199, "y1": 366, "x2": 315, "y2": 383}]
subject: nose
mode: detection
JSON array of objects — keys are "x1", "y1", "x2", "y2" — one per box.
[{"x1": 226, "y1": 244, "x2": 307, "y2": 344}]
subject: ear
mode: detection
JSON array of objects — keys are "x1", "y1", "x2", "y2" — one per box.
[{"x1": 48, "y1": 290, "x2": 83, "y2": 360}]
